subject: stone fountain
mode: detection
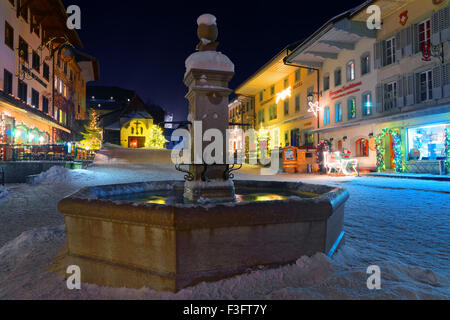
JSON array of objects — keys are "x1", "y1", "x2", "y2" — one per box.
[{"x1": 52, "y1": 14, "x2": 349, "y2": 292}]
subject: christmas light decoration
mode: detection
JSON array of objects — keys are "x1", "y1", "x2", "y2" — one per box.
[
  {"x1": 276, "y1": 87, "x2": 292, "y2": 103},
  {"x1": 145, "y1": 124, "x2": 167, "y2": 149},
  {"x1": 445, "y1": 127, "x2": 450, "y2": 170},
  {"x1": 375, "y1": 128, "x2": 404, "y2": 173},
  {"x1": 78, "y1": 109, "x2": 102, "y2": 151},
  {"x1": 308, "y1": 101, "x2": 321, "y2": 117}
]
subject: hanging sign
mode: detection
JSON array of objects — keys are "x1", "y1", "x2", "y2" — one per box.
[{"x1": 399, "y1": 10, "x2": 408, "y2": 26}]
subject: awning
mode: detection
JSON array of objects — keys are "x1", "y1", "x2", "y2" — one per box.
[{"x1": 285, "y1": 18, "x2": 377, "y2": 68}]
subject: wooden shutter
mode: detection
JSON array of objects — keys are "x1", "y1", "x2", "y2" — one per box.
[
  {"x1": 406, "y1": 73, "x2": 415, "y2": 106},
  {"x1": 413, "y1": 24, "x2": 420, "y2": 54},
  {"x1": 443, "y1": 63, "x2": 450, "y2": 98},
  {"x1": 374, "y1": 42, "x2": 382, "y2": 69},
  {"x1": 441, "y1": 5, "x2": 450, "y2": 42},
  {"x1": 432, "y1": 65, "x2": 442, "y2": 100},
  {"x1": 381, "y1": 40, "x2": 387, "y2": 67},
  {"x1": 396, "y1": 77, "x2": 404, "y2": 108},
  {"x1": 431, "y1": 10, "x2": 441, "y2": 46},
  {"x1": 375, "y1": 84, "x2": 383, "y2": 113},
  {"x1": 415, "y1": 73, "x2": 421, "y2": 103},
  {"x1": 395, "y1": 31, "x2": 402, "y2": 62},
  {"x1": 402, "y1": 26, "x2": 413, "y2": 57}
]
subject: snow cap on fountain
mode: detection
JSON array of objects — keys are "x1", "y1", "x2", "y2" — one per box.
[
  {"x1": 185, "y1": 14, "x2": 234, "y2": 77},
  {"x1": 197, "y1": 13, "x2": 217, "y2": 26}
]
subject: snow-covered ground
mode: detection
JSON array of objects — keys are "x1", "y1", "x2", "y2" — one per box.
[{"x1": 0, "y1": 161, "x2": 448, "y2": 299}]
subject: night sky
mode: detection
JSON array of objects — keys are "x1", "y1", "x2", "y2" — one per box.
[{"x1": 63, "y1": 0, "x2": 365, "y2": 121}]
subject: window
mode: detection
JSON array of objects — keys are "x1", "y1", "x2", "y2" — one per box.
[
  {"x1": 42, "y1": 97, "x2": 49, "y2": 113},
  {"x1": 270, "y1": 85, "x2": 275, "y2": 96},
  {"x1": 346, "y1": 61, "x2": 355, "y2": 81},
  {"x1": 64, "y1": 61, "x2": 68, "y2": 74},
  {"x1": 334, "y1": 68, "x2": 342, "y2": 87},
  {"x1": 407, "y1": 124, "x2": 447, "y2": 160},
  {"x1": 269, "y1": 104, "x2": 277, "y2": 121},
  {"x1": 362, "y1": 92, "x2": 373, "y2": 116},
  {"x1": 323, "y1": 74, "x2": 330, "y2": 91},
  {"x1": 355, "y1": 138, "x2": 369, "y2": 157},
  {"x1": 284, "y1": 100, "x2": 289, "y2": 116},
  {"x1": 361, "y1": 53, "x2": 371, "y2": 75},
  {"x1": 3, "y1": 69, "x2": 13, "y2": 95},
  {"x1": 18, "y1": 0, "x2": 28, "y2": 22},
  {"x1": 8, "y1": 0, "x2": 15, "y2": 6},
  {"x1": 19, "y1": 37, "x2": 29, "y2": 62},
  {"x1": 31, "y1": 89, "x2": 39, "y2": 108},
  {"x1": 295, "y1": 94, "x2": 300, "y2": 112},
  {"x1": 43, "y1": 63, "x2": 49, "y2": 81},
  {"x1": 4, "y1": 22, "x2": 14, "y2": 50},
  {"x1": 323, "y1": 107, "x2": 330, "y2": 125},
  {"x1": 384, "y1": 81, "x2": 397, "y2": 110},
  {"x1": 258, "y1": 109, "x2": 265, "y2": 124},
  {"x1": 418, "y1": 19, "x2": 431, "y2": 53},
  {"x1": 284, "y1": 78, "x2": 289, "y2": 89},
  {"x1": 335, "y1": 103, "x2": 342, "y2": 122},
  {"x1": 295, "y1": 69, "x2": 301, "y2": 82},
  {"x1": 259, "y1": 91, "x2": 263, "y2": 102},
  {"x1": 419, "y1": 70, "x2": 433, "y2": 102},
  {"x1": 385, "y1": 37, "x2": 396, "y2": 66},
  {"x1": 32, "y1": 51, "x2": 40, "y2": 72},
  {"x1": 18, "y1": 79, "x2": 27, "y2": 102},
  {"x1": 348, "y1": 97, "x2": 356, "y2": 120}
]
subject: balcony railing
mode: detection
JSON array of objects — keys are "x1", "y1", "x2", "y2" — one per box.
[{"x1": 0, "y1": 144, "x2": 95, "y2": 162}]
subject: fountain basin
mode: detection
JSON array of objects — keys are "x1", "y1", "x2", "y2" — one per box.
[{"x1": 54, "y1": 180, "x2": 348, "y2": 292}]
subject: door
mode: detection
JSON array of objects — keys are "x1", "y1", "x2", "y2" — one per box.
[
  {"x1": 384, "y1": 133, "x2": 395, "y2": 169},
  {"x1": 128, "y1": 136, "x2": 145, "y2": 148}
]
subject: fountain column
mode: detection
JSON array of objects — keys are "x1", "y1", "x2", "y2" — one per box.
[{"x1": 183, "y1": 14, "x2": 235, "y2": 202}]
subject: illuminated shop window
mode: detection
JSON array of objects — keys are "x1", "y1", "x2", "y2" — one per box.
[
  {"x1": 407, "y1": 124, "x2": 447, "y2": 161},
  {"x1": 347, "y1": 97, "x2": 356, "y2": 119}
]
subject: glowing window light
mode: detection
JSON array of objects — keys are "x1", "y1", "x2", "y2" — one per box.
[{"x1": 276, "y1": 87, "x2": 292, "y2": 104}]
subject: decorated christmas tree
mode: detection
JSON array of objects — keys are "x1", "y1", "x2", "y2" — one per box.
[
  {"x1": 145, "y1": 124, "x2": 167, "y2": 149},
  {"x1": 78, "y1": 109, "x2": 102, "y2": 151}
]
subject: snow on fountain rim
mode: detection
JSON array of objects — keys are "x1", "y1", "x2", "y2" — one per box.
[
  {"x1": 185, "y1": 51, "x2": 234, "y2": 76},
  {"x1": 197, "y1": 14, "x2": 217, "y2": 26}
]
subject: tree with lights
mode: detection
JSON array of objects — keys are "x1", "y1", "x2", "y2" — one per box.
[
  {"x1": 145, "y1": 124, "x2": 167, "y2": 149},
  {"x1": 78, "y1": 109, "x2": 102, "y2": 151}
]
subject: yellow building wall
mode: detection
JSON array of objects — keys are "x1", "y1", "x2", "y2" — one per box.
[
  {"x1": 120, "y1": 118, "x2": 153, "y2": 148},
  {"x1": 254, "y1": 67, "x2": 317, "y2": 149}
]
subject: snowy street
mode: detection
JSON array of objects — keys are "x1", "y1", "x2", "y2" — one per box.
[{"x1": 0, "y1": 163, "x2": 448, "y2": 299}]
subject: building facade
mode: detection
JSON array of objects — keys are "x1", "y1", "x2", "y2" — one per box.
[
  {"x1": 233, "y1": 47, "x2": 318, "y2": 159},
  {"x1": 238, "y1": 0, "x2": 450, "y2": 174},
  {"x1": 0, "y1": 0, "x2": 98, "y2": 157}
]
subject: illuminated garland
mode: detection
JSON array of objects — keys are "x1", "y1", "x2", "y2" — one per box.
[
  {"x1": 375, "y1": 128, "x2": 404, "y2": 173},
  {"x1": 445, "y1": 127, "x2": 450, "y2": 169}
]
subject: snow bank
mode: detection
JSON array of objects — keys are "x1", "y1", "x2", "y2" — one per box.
[
  {"x1": 185, "y1": 51, "x2": 234, "y2": 75},
  {"x1": 33, "y1": 166, "x2": 72, "y2": 185},
  {"x1": 0, "y1": 185, "x2": 10, "y2": 200},
  {"x1": 94, "y1": 147, "x2": 173, "y2": 165},
  {"x1": 0, "y1": 225, "x2": 65, "y2": 268},
  {"x1": 197, "y1": 14, "x2": 216, "y2": 26}
]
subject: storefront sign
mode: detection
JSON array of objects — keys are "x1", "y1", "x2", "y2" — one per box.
[
  {"x1": 329, "y1": 81, "x2": 362, "y2": 100},
  {"x1": 261, "y1": 97, "x2": 274, "y2": 106}
]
